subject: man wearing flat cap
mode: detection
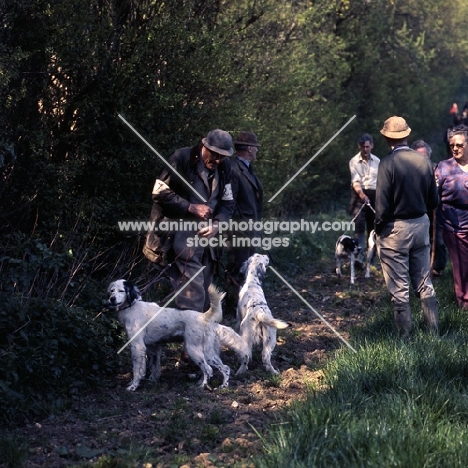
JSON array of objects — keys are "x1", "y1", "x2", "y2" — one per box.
[
  {"x1": 225, "y1": 131, "x2": 264, "y2": 311},
  {"x1": 144, "y1": 129, "x2": 234, "y2": 312},
  {"x1": 375, "y1": 116, "x2": 439, "y2": 337}
]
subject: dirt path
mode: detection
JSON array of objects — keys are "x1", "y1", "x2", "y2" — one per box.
[{"x1": 11, "y1": 264, "x2": 386, "y2": 467}]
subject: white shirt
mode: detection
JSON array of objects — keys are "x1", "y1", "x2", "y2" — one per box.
[{"x1": 349, "y1": 153, "x2": 380, "y2": 190}]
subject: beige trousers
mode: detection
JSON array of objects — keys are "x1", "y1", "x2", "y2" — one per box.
[{"x1": 377, "y1": 215, "x2": 436, "y2": 306}]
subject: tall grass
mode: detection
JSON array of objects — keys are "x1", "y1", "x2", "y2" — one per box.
[{"x1": 256, "y1": 266, "x2": 468, "y2": 467}]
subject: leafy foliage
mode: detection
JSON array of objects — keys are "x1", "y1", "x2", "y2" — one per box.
[{"x1": 0, "y1": 292, "x2": 124, "y2": 425}]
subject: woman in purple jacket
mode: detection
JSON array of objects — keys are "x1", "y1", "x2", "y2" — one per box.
[{"x1": 435, "y1": 125, "x2": 468, "y2": 308}]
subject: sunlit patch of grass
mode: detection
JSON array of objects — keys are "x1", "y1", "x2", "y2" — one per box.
[{"x1": 255, "y1": 267, "x2": 468, "y2": 467}]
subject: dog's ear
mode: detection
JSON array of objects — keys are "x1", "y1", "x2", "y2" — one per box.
[
  {"x1": 124, "y1": 280, "x2": 142, "y2": 305},
  {"x1": 256, "y1": 262, "x2": 266, "y2": 283},
  {"x1": 239, "y1": 259, "x2": 249, "y2": 278},
  {"x1": 341, "y1": 237, "x2": 355, "y2": 250}
]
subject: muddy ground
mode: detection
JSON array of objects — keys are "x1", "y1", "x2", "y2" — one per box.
[{"x1": 9, "y1": 262, "x2": 386, "y2": 467}]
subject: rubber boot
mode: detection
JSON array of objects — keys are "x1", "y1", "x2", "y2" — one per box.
[
  {"x1": 421, "y1": 296, "x2": 439, "y2": 335},
  {"x1": 394, "y1": 303, "x2": 412, "y2": 338}
]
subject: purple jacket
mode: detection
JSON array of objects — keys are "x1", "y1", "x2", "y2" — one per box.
[{"x1": 435, "y1": 157, "x2": 468, "y2": 233}]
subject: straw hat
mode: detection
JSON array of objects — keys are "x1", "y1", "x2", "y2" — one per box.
[{"x1": 380, "y1": 116, "x2": 411, "y2": 139}]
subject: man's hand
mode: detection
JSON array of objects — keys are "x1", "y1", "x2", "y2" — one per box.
[
  {"x1": 198, "y1": 221, "x2": 219, "y2": 239},
  {"x1": 188, "y1": 203, "x2": 213, "y2": 220},
  {"x1": 360, "y1": 193, "x2": 370, "y2": 204},
  {"x1": 353, "y1": 182, "x2": 369, "y2": 204}
]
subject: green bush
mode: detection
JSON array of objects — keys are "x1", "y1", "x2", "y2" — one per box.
[
  {"x1": 0, "y1": 294, "x2": 124, "y2": 425},
  {"x1": 0, "y1": 233, "x2": 72, "y2": 295}
]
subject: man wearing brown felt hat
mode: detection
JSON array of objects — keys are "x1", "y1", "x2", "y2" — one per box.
[
  {"x1": 225, "y1": 131, "x2": 264, "y2": 313},
  {"x1": 375, "y1": 116, "x2": 440, "y2": 338}
]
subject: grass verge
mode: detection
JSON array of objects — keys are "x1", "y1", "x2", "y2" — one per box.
[{"x1": 255, "y1": 267, "x2": 468, "y2": 468}]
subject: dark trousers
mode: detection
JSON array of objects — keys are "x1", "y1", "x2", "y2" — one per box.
[
  {"x1": 168, "y1": 230, "x2": 214, "y2": 312},
  {"x1": 350, "y1": 189, "x2": 376, "y2": 248},
  {"x1": 429, "y1": 213, "x2": 447, "y2": 273}
]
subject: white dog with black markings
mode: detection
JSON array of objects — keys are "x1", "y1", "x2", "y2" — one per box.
[
  {"x1": 335, "y1": 235, "x2": 362, "y2": 284},
  {"x1": 236, "y1": 254, "x2": 289, "y2": 375},
  {"x1": 105, "y1": 279, "x2": 230, "y2": 391}
]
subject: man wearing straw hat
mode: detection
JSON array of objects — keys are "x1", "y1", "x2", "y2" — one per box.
[{"x1": 375, "y1": 116, "x2": 439, "y2": 337}]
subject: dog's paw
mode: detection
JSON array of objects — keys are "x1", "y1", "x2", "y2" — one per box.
[
  {"x1": 205, "y1": 384, "x2": 214, "y2": 392},
  {"x1": 235, "y1": 364, "x2": 248, "y2": 375},
  {"x1": 197, "y1": 376, "x2": 209, "y2": 388},
  {"x1": 216, "y1": 382, "x2": 229, "y2": 390},
  {"x1": 126, "y1": 383, "x2": 139, "y2": 391}
]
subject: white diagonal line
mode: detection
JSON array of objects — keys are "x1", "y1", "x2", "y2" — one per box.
[
  {"x1": 366, "y1": 201, "x2": 375, "y2": 213},
  {"x1": 268, "y1": 266, "x2": 357, "y2": 353},
  {"x1": 118, "y1": 113, "x2": 207, "y2": 203},
  {"x1": 117, "y1": 266, "x2": 206, "y2": 354},
  {"x1": 268, "y1": 114, "x2": 356, "y2": 202}
]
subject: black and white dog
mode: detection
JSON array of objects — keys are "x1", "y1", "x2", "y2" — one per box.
[
  {"x1": 236, "y1": 254, "x2": 290, "y2": 375},
  {"x1": 335, "y1": 235, "x2": 362, "y2": 284},
  {"x1": 105, "y1": 279, "x2": 231, "y2": 391}
]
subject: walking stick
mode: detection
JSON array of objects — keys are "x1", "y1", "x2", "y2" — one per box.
[{"x1": 430, "y1": 210, "x2": 436, "y2": 278}]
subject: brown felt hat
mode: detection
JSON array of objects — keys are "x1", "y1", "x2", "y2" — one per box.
[
  {"x1": 202, "y1": 129, "x2": 234, "y2": 157},
  {"x1": 380, "y1": 116, "x2": 411, "y2": 139},
  {"x1": 234, "y1": 131, "x2": 261, "y2": 147}
]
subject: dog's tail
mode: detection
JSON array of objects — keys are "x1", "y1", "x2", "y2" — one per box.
[
  {"x1": 204, "y1": 284, "x2": 226, "y2": 323},
  {"x1": 256, "y1": 309, "x2": 290, "y2": 330},
  {"x1": 216, "y1": 324, "x2": 249, "y2": 356},
  {"x1": 242, "y1": 299, "x2": 289, "y2": 330},
  {"x1": 216, "y1": 324, "x2": 250, "y2": 374}
]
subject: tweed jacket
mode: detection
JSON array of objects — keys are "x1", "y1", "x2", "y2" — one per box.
[{"x1": 143, "y1": 144, "x2": 234, "y2": 264}]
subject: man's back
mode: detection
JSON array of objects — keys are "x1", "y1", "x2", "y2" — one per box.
[
  {"x1": 230, "y1": 156, "x2": 263, "y2": 221},
  {"x1": 375, "y1": 148, "x2": 438, "y2": 232}
]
